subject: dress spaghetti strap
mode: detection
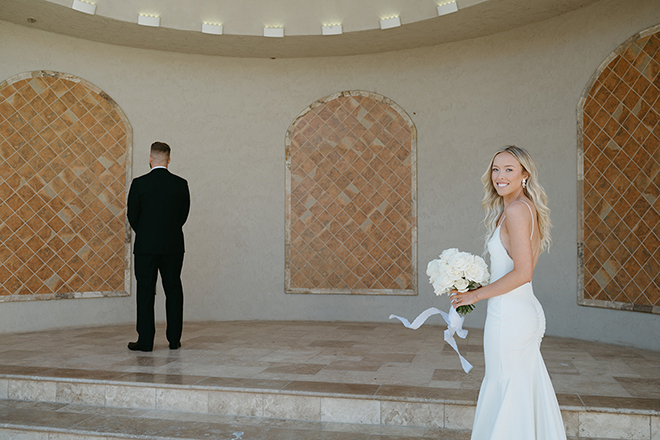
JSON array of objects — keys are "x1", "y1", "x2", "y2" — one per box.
[
  {"x1": 519, "y1": 200, "x2": 535, "y2": 240},
  {"x1": 498, "y1": 200, "x2": 535, "y2": 240}
]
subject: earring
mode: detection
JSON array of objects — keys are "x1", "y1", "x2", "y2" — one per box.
[{"x1": 522, "y1": 178, "x2": 527, "y2": 189}]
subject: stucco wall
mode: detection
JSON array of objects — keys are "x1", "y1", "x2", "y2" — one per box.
[{"x1": 1, "y1": 0, "x2": 659, "y2": 350}]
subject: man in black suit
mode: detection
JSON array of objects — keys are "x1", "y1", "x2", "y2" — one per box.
[{"x1": 127, "y1": 141, "x2": 190, "y2": 351}]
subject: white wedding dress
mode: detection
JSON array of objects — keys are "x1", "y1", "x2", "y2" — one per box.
[{"x1": 471, "y1": 204, "x2": 566, "y2": 440}]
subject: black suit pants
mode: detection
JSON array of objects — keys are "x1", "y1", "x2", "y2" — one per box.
[{"x1": 134, "y1": 253, "x2": 184, "y2": 345}]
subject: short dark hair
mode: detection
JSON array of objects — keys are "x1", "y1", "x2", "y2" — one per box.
[{"x1": 151, "y1": 141, "x2": 171, "y2": 157}]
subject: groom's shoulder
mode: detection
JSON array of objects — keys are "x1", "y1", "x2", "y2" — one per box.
[
  {"x1": 168, "y1": 172, "x2": 188, "y2": 186},
  {"x1": 131, "y1": 169, "x2": 187, "y2": 188},
  {"x1": 130, "y1": 172, "x2": 149, "y2": 185}
]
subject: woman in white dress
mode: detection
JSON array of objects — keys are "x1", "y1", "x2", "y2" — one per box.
[{"x1": 451, "y1": 146, "x2": 566, "y2": 440}]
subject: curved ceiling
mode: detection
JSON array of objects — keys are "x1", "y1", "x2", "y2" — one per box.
[{"x1": 0, "y1": 0, "x2": 601, "y2": 58}]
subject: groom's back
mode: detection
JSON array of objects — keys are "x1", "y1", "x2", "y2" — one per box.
[{"x1": 128, "y1": 168, "x2": 190, "y2": 255}]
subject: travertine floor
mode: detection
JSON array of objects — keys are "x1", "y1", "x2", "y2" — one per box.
[
  {"x1": 1, "y1": 320, "x2": 658, "y2": 409},
  {"x1": 1, "y1": 321, "x2": 659, "y2": 439}
]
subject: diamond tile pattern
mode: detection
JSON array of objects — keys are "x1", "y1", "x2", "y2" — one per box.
[
  {"x1": 581, "y1": 32, "x2": 660, "y2": 313},
  {"x1": 0, "y1": 72, "x2": 130, "y2": 300},
  {"x1": 286, "y1": 91, "x2": 416, "y2": 294}
]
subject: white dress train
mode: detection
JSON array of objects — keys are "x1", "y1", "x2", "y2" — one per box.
[{"x1": 471, "y1": 208, "x2": 566, "y2": 440}]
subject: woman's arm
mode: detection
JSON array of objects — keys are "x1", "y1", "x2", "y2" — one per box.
[{"x1": 452, "y1": 201, "x2": 534, "y2": 307}]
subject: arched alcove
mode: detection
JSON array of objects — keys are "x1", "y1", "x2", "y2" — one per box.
[
  {"x1": 577, "y1": 25, "x2": 660, "y2": 314},
  {"x1": 285, "y1": 91, "x2": 417, "y2": 295},
  {"x1": 0, "y1": 71, "x2": 132, "y2": 301}
]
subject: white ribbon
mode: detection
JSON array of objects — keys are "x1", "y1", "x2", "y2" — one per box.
[{"x1": 389, "y1": 307, "x2": 473, "y2": 373}]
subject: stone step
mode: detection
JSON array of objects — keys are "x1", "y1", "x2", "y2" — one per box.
[
  {"x1": 1, "y1": 372, "x2": 659, "y2": 439},
  {"x1": 0, "y1": 399, "x2": 645, "y2": 440},
  {"x1": 0, "y1": 399, "x2": 472, "y2": 440}
]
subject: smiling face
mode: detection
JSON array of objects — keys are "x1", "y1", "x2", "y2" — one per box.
[{"x1": 491, "y1": 151, "x2": 529, "y2": 199}]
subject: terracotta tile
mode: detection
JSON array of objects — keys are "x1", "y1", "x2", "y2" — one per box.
[
  {"x1": 107, "y1": 254, "x2": 125, "y2": 271},
  {"x1": 77, "y1": 87, "x2": 100, "y2": 106},
  {"x1": 66, "y1": 274, "x2": 86, "y2": 291},
  {"x1": 631, "y1": 121, "x2": 651, "y2": 143},
  {"x1": 622, "y1": 91, "x2": 644, "y2": 120},
  {"x1": 7, "y1": 94, "x2": 28, "y2": 115},
  {"x1": 17, "y1": 84, "x2": 39, "y2": 105},
  {"x1": 287, "y1": 95, "x2": 415, "y2": 293},
  {"x1": 23, "y1": 230, "x2": 43, "y2": 250},
  {"x1": 44, "y1": 251, "x2": 64, "y2": 272},
  {"x1": 642, "y1": 232, "x2": 660, "y2": 255},
  {"x1": 622, "y1": 63, "x2": 643, "y2": 86},
  {"x1": 600, "y1": 68, "x2": 621, "y2": 92},
  {"x1": 644, "y1": 81, "x2": 660, "y2": 104},
  {"x1": 27, "y1": 275, "x2": 47, "y2": 294},
  {"x1": 0, "y1": 264, "x2": 10, "y2": 285},
  {"x1": 632, "y1": 75, "x2": 652, "y2": 99},
  {"x1": 0, "y1": 83, "x2": 17, "y2": 99},
  {"x1": 85, "y1": 274, "x2": 102, "y2": 290},
  {"x1": 611, "y1": 57, "x2": 633, "y2": 80},
  {"x1": 46, "y1": 78, "x2": 68, "y2": 96},
  {"x1": 623, "y1": 252, "x2": 642, "y2": 278},
  {"x1": 584, "y1": 97, "x2": 603, "y2": 120},
  {"x1": 645, "y1": 282, "x2": 660, "y2": 305},
  {"x1": 3, "y1": 211, "x2": 25, "y2": 234},
  {"x1": 36, "y1": 258, "x2": 54, "y2": 281},
  {"x1": 601, "y1": 95, "x2": 620, "y2": 117},
  {"x1": 623, "y1": 44, "x2": 645, "y2": 66},
  {"x1": 52, "y1": 261, "x2": 74, "y2": 283},
  {"x1": 3, "y1": 274, "x2": 22, "y2": 293},
  {"x1": 4, "y1": 231, "x2": 22, "y2": 254},
  {"x1": 34, "y1": 240, "x2": 54, "y2": 262},
  {"x1": 613, "y1": 264, "x2": 632, "y2": 286},
  {"x1": 14, "y1": 262, "x2": 35, "y2": 283},
  {"x1": 584, "y1": 278, "x2": 599, "y2": 299},
  {"x1": 0, "y1": 225, "x2": 13, "y2": 246}
]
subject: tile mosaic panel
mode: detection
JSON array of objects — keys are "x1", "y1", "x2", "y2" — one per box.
[
  {"x1": 285, "y1": 91, "x2": 417, "y2": 295},
  {"x1": 578, "y1": 26, "x2": 660, "y2": 314},
  {"x1": 0, "y1": 71, "x2": 132, "y2": 301}
]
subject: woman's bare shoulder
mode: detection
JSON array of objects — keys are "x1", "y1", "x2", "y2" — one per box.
[{"x1": 503, "y1": 200, "x2": 535, "y2": 226}]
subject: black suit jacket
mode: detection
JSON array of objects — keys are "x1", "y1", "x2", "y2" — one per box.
[{"x1": 127, "y1": 168, "x2": 190, "y2": 255}]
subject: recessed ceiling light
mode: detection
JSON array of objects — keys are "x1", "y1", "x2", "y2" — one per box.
[
  {"x1": 437, "y1": 1, "x2": 458, "y2": 16},
  {"x1": 138, "y1": 14, "x2": 160, "y2": 27},
  {"x1": 379, "y1": 16, "x2": 401, "y2": 30},
  {"x1": 322, "y1": 24, "x2": 343, "y2": 36},
  {"x1": 202, "y1": 23, "x2": 223, "y2": 35},
  {"x1": 72, "y1": 0, "x2": 96, "y2": 15},
  {"x1": 264, "y1": 27, "x2": 284, "y2": 38}
]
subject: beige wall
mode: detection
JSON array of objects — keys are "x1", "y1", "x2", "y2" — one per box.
[{"x1": 1, "y1": 0, "x2": 659, "y2": 350}]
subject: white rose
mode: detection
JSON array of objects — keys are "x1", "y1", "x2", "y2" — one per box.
[
  {"x1": 426, "y1": 259, "x2": 442, "y2": 283},
  {"x1": 448, "y1": 252, "x2": 471, "y2": 272},
  {"x1": 439, "y1": 248, "x2": 459, "y2": 264},
  {"x1": 454, "y1": 277, "x2": 470, "y2": 292},
  {"x1": 444, "y1": 263, "x2": 461, "y2": 280},
  {"x1": 473, "y1": 256, "x2": 490, "y2": 284},
  {"x1": 432, "y1": 279, "x2": 445, "y2": 295},
  {"x1": 428, "y1": 249, "x2": 491, "y2": 294},
  {"x1": 433, "y1": 273, "x2": 455, "y2": 295},
  {"x1": 465, "y1": 259, "x2": 486, "y2": 284}
]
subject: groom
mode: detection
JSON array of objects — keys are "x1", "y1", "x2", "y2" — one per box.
[{"x1": 127, "y1": 141, "x2": 190, "y2": 351}]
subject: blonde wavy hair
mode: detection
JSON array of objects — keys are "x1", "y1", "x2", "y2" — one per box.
[{"x1": 481, "y1": 145, "x2": 552, "y2": 253}]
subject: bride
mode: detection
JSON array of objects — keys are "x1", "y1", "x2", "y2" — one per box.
[{"x1": 450, "y1": 146, "x2": 566, "y2": 439}]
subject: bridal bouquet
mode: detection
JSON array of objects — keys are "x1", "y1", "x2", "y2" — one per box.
[{"x1": 426, "y1": 248, "x2": 490, "y2": 315}]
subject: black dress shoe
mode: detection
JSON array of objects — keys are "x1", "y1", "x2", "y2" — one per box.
[
  {"x1": 169, "y1": 342, "x2": 182, "y2": 350},
  {"x1": 128, "y1": 342, "x2": 153, "y2": 352}
]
